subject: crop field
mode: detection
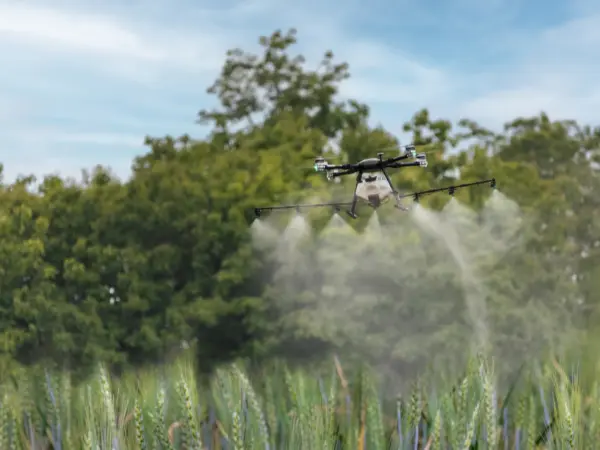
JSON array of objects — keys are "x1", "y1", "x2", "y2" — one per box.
[{"x1": 0, "y1": 352, "x2": 595, "y2": 450}]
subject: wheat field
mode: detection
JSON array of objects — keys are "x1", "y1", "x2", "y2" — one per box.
[{"x1": 0, "y1": 352, "x2": 596, "y2": 450}]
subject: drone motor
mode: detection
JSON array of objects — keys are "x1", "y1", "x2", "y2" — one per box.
[
  {"x1": 314, "y1": 156, "x2": 328, "y2": 172},
  {"x1": 415, "y1": 152, "x2": 428, "y2": 167}
]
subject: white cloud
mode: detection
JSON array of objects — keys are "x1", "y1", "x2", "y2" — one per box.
[
  {"x1": 458, "y1": 12, "x2": 600, "y2": 128},
  {"x1": 337, "y1": 41, "x2": 450, "y2": 104},
  {"x1": 7, "y1": 128, "x2": 144, "y2": 147},
  {"x1": 0, "y1": 97, "x2": 25, "y2": 121},
  {"x1": 0, "y1": 3, "x2": 232, "y2": 73},
  {"x1": 0, "y1": 5, "x2": 159, "y2": 60}
]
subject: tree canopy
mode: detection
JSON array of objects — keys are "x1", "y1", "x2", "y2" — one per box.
[{"x1": 1, "y1": 28, "x2": 599, "y2": 382}]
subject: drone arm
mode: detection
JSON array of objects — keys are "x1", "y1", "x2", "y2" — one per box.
[
  {"x1": 387, "y1": 145, "x2": 417, "y2": 163},
  {"x1": 388, "y1": 161, "x2": 423, "y2": 168},
  {"x1": 325, "y1": 163, "x2": 355, "y2": 171},
  {"x1": 329, "y1": 169, "x2": 355, "y2": 178},
  {"x1": 388, "y1": 154, "x2": 411, "y2": 163}
]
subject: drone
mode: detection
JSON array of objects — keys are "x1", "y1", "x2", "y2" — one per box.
[{"x1": 254, "y1": 144, "x2": 496, "y2": 219}]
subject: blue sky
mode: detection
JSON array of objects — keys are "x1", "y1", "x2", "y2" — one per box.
[{"x1": 1, "y1": 0, "x2": 599, "y2": 183}]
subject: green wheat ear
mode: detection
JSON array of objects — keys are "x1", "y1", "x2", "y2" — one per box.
[
  {"x1": 408, "y1": 381, "x2": 420, "y2": 431},
  {"x1": 134, "y1": 399, "x2": 147, "y2": 450},
  {"x1": 456, "y1": 375, "x2": 469, "y2": 446},
  {"x1": 232, "y1": 411, "x2": 244, "y2": 450},
  {"x1": 176, "y1": 379, "x2": 200, "y2": 450},
  {"x1": 231, "y1": 364, "x2": 270, "y2": 446},
  {"x1": 463, "y1": 402, "x2": 480, "y2": 450},
  {"x1": 483, "y1": 371, "x2": 497, "y2": 447},
  {"x1": 526, "y1": 396, "x2": 536, "y2": 450},
  {"x1": 430, "y1": 409, "x2": 442, "y2": 450}
]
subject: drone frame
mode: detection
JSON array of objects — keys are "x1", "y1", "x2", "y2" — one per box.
[{"x1": 253, "y1": 146, "x2": 496, "y2": 219}]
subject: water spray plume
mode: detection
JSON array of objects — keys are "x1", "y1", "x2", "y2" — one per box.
[
  {"x1": 250, "y1": 218, "x2": 278, "y2": 251},
  {"x1": 249, "y1": 188, "x2": 563, "y2": 389},
  {"x1": 283, "y1": 213, "x2": 311, "y2": 240},
  {"x1": 321, "y1": 213, "x2": 355, "y2": 236},
  {"x1": 480, "y1": 190, "x2": 524, "y2": 247},
  {"x1": 411, "y1": 204, "x2": 490, "y2": 352},
  {"x1": 365, "y1": 211, "x2": 382, "y2": 238},
  {"x1": 442, "y1": 197, "x2": 477, "y2": 225},
  {"x1": 441, "y1": 198, "x2": 486, "y2": 262},
  {"x1": 277, "y1": 213, "x2": 311, "y2": 257}
]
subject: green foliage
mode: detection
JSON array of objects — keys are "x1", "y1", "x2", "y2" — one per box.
[{"x1": 0, "y1": 27, "x2": 599, "y2": 382}]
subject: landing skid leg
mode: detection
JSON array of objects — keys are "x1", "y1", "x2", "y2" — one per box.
[
  {"x1": 395, "y1": 200, "x2": 410, "y2": 211},
  {"x1": 381, "y1": 168, "x2": 408, "y2": 211},
  {"x1": 346, "y1": 171, "x2": 362, "y2": 219}
]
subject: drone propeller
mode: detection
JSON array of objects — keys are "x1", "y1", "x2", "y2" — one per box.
[
  {"x1": 373, "y1": 144, "x2": 444, "y2": 158},
  {"x1": 371, "y1": 146, "x2": 403, "y2": 154},
  {"x1": 299, "y1": 152, "x2": 342, "y2": 160}
]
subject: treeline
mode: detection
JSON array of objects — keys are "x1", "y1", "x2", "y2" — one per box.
[{"x1": 2, "y1": 29, "x2": 600, "y2": 380}]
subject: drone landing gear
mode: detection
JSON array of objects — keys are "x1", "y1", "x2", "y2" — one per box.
[
  {"x1": 379, "y1": 167, "x2": 409, "y2": 212},
  {"x1": 394, "y1": 201, "x2": 410, "y2": 212},
  {"x1": 346, "y1": 171, "x2": 362, "y2": 219}
]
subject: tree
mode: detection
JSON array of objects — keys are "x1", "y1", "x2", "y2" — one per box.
[
  {"x1": 1, "y1": 28, "x2": 599, "y2": 383},
  {"x1": 0, "y1": 176, "x2": 108, "y2": 379},
  {"x1": 197, "y1": 29, "x2": 369, "y2": 144}
]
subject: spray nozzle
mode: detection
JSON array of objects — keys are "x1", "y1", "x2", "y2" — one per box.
[
  {"x1": 254, "y1": 208, "x2": 261, "y2": 218},
  {"x1": 490, "y1": 178, "x2": 496, "y2": 189},
  {"x1": 413, "y1": 193, "x2": 420, "y2": 203},
  {"x1": 448, "y1": 186, "x2": 455, "y2": 196}
]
